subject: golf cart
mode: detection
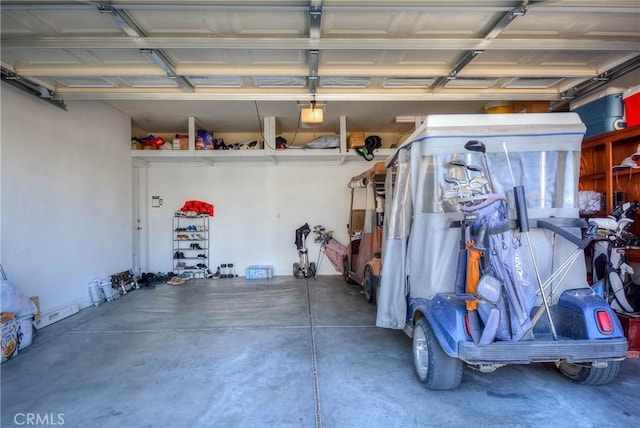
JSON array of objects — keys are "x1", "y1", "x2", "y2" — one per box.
[
  {"x1": 377, "y1": 113, "x2": 628, "y2": 390},
  {"x1": 343, "y1": 162, "x2": 389, "y2": 303}
]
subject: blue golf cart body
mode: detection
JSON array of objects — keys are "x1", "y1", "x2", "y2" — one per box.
[{"x1": 377, "y1": 113, "x2": 628, "y2": 389}]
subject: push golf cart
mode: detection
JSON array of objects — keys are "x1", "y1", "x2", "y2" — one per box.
[
  {"x1": 377, "y1": 113, "x2": 628, "y2": 390},
  {"x1": 293, "y1": 222, "x2": 316, "y2": 278},
  {"x1": 343, "y1": 162, "x2": 389, "y2": 303}
]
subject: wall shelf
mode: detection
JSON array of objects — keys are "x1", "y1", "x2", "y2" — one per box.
[
  {"x1": 579, "y1": 124, "x2": 640, "y2": 262},
  {"x1": 132, "y1": 115, "x2": 399, "y2": 165}
]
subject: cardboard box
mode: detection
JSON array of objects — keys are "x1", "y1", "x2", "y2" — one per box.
[
  {"x1": 174, "y1": 134, "x2": 189, "y2": 150},
  {"x1": 348, "y1": 132, "x2": 365, "y2": 149}
]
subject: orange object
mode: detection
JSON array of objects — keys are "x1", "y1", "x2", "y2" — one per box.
[{"x1": 466, "y1": 241, "x2": 482, "y2": 310}]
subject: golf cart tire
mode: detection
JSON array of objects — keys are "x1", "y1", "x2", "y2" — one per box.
[
  {"x1": 342, "y1": 257, "x2": 355, "y2": 284},
  {"x1": 293, "y1": 262, "x2": 301, "y2": 278},
  {"x1": 309, "y1": 262, "x2": 317, "y2": 279},
  {"x1": 557, "y1": 360, "x2": 621, "y2": 386},
  {"x1": 363, "y1": 266, "x2": 377, "y2": 304},
  {"x1": 413, "y1": 317, "x2": 463, "y2": 390}
]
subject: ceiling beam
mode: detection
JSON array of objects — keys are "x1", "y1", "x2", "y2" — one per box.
[
  {"x1": 54, "y1": 88, "x2": 561, "y2": 102},
  {"x1": 2, "y1": 37, "x2": 637, "y2": 51},
  {"x1": 13, "y1": 65, "x2": 603, "y2": 79},
  {"x1": 308, "y1": 49, "x2": 319, "y2": 95},
  {"x1": 309, "y1": 1, "x2": 322, "y2": 40},
  {"x1": 96, "y1": 3, "x2": 145, "y2": 38},
  {"x1": 2, "y1": 2, "x2": 636, "y2": 14},
  {"x1": 307, "y1": 2, "x2": 322, "y2": 96},
  {"x1": 432, "y1": 3, "x2": 528, "y2": 91},
  {"x1": 140, "y1": 48, "x2": 194, "y2": 92}
]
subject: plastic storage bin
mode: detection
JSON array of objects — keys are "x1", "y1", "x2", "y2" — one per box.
[
  {"x1": 16, "y1": 316, "x2": 33, "y2": 350},
  {"x1": 571, "y1": 88, "x2": 626, "y2": 138},
  {"x1": 623, "y1": 85, "x2": 640, "y2": 128},
  {"x1": 1, "y1": 317, "x2": 19, "y2": 363},
  {"x1": 246, "y1": 265, "x2": 274, "y2": 279}
]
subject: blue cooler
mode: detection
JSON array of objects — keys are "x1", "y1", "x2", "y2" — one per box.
[{"x1": 571, "y1": 88, "x2": 626, "y2": 138}]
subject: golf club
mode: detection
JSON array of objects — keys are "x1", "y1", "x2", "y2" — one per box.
[
  {"x1": 503, "y1": 142, "x2": 558, "y2": 340},
  {"x1": 467, "y1": 164, "x2": 490, "y2": 192},
  {"x1": 449, "y1": 159, "x2": 471, "y2": 182},
  {"x1": 464, "y1": 140, "x2": 494, "y2": 193}
]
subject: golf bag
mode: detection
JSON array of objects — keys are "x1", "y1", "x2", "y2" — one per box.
[
  {"x1": 295, "y1": 223, "x2": 311, "y2": 252},
  {"x1": 591, "y1": 201, "x2": 640, "y2": 315},
  {"x1": 463, "y1": 195, "x2": 537, "y2": 342},
  {"x1": 313, "y1": 225, "x2": 348, "y2": 273}
]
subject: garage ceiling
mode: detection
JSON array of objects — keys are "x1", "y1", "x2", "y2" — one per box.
[{"x1": 2, "y1": 0, "x2": 639, "y2": 134}]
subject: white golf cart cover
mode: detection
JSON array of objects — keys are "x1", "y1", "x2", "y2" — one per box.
[{"x1": 377, "y1": 113, "x2": 587, "y2": 329}]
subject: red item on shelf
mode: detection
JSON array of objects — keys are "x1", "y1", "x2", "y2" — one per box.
[{"x1": 180, "y1": 200, "x2": 214, "y2": 217}]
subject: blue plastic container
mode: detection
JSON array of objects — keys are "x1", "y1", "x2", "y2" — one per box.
[
  {"x1": 571, "y1": 89, "x2": 626, "y2": 138},
  {"x1": 246, "y1": 265, "x2": 274, "y2": 279}
]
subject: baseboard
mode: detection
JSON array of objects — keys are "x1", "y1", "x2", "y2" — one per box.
[{"x1": 33, "y1": 296, "x2": 90, "y2": 329}]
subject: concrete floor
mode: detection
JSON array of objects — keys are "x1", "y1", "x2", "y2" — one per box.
[{"x1": 1, "y1": 275, "x2": 639, "y2": 428}]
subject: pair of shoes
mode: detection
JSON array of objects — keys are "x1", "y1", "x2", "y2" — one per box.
[
  {"x1": 167, "y1": 276, "x2": 186, "y2": 286},
  {"x1": 173, "y1": 251, "x2": 186, "y2": 259},
  {"x1": 190, "y1": 243, "x2": 203, "y2": 250},
  {"x1": 208, "y1": 267, "x2": 221, "y2": 279},
  {"x1": 196, "y1": 263, "x2": 208, "y2": 269},
  {"x1": 175, "y1": 262, "x2": 186, "y2": 269},
  {"x1": 176, "y1": 234, "x2": 189, "y2": 240},
  {"x1": 197, "y1": 254, "x2": 206, "y2": 258}
]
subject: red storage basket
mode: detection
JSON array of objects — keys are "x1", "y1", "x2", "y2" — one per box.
[{"x1": 623, "y1": 85, "x2": 640, "y2": 128}]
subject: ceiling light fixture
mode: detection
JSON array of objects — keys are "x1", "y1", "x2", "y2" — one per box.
[{"x1": 301, "y1": 99, "x2": 324, "y2": 124}]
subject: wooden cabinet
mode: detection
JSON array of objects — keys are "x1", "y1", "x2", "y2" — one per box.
[{"x1": 579, "y1": 124, "x2": 640, "y2": 261}]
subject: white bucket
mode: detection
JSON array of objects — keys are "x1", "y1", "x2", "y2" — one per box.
[
  {"x1": 99, "y1": 278, "x2": 119, "y2": 302},
  {"x1": 88, "y1": 280, "x2": 105, "y2": 306}
]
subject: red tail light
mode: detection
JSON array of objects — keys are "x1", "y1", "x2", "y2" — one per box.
[{"x1": 596, "y1": 309, "x2": 614, "y2": 334}]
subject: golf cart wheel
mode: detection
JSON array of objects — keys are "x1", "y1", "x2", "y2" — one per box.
[
  {"x1": 413, "y1": 317, "x2": 463, "y2": 390},
  {"x1": 557, "y1": 361, "x2": 620, "y2": 386},
  {"x1": 309, "y1": 262, "x2": 317, "y2": 279},
  {"x1": 342, "y1": 257, "x2": 355, "y2": 284},
  {"x1": 293, "y1": 262, "x2": 301, "y2": 278},
  {"x1": 363, "y1": 266, "x2": 378, "y2": 304}
]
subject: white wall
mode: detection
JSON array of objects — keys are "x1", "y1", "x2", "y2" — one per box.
[
  {"x1": 1, "y1": 85, "x2": 132, "y2": 314},
  {"x1": 141, "y1": 161, "x2": 370, "y2": 276}
]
